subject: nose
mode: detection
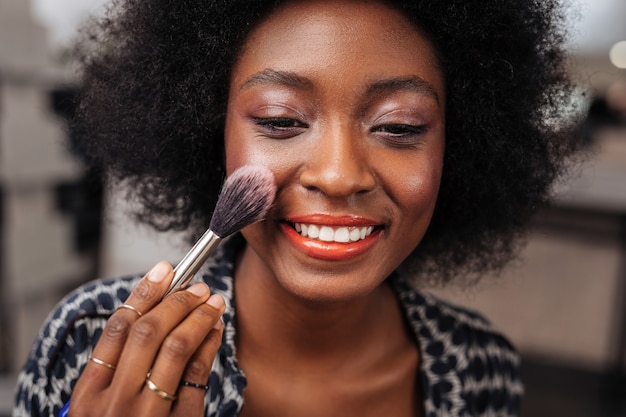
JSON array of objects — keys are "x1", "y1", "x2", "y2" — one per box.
[{"x1": 299, "y1": 123, "x2": 376, "y2": 197}]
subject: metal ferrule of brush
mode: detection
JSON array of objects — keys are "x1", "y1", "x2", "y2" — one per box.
[{"x1": 164, "y1": 229, "x2": 222, "y2": 297}]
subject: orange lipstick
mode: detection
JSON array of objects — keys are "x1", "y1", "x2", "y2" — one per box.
[{"x1": 281, "y1": 215, "x2": 382, "y2": 261}]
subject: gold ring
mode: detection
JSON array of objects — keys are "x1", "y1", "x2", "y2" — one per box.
[
  {"x1": 145, "y1": 374, "x2": 177, "y2": 401},
  {"x1": 89, "y1": 356, "x2": 117, "y2": 370},
  {"x1": 117, "y1": 304, "x2": 143, "y2": 317}
]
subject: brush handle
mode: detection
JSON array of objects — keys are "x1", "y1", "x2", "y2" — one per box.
[{"x1": 164, "y1": 229, "x2": 222, "y2": 297}]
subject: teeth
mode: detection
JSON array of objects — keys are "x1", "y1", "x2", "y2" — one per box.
[{"x1": 293, "y1": 223, "x2": 374, "y2": 243}]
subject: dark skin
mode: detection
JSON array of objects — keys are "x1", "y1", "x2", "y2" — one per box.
[
  {"x1": 68, "y1": 0, "x2": 444, "y2": 416},
  {"x1": 227, "y1": 1, "x2": 443, "y2": 415},
  {"x1": 68, "y1": 262, "x2": 226, "y2": 417},
  {"x1": 235, "y1": 258, "x2": 422, "y2": 417}
]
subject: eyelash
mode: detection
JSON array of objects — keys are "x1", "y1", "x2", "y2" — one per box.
[
  {"x1": 372, "y1": 124, "x2": 428, "y2": 147},
  {"x1": 252, "y1": 117, "x2": 427, "y2": 146},
  {"x1": 252, "y1": 117, "x2": 308, "y2": 137}
]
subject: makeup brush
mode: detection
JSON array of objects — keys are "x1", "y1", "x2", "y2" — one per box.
[{"x1": 164, "y1": 165, "x2": 276, "y2": 297}]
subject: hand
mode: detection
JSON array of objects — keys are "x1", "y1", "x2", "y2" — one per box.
[{"x1": 67, "y1": 261, "x2": 225, "y2": 417}]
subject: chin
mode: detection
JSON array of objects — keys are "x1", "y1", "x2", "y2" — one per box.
[{"x1": 274, "y1": 267, "x2": 385, "y2": 304}]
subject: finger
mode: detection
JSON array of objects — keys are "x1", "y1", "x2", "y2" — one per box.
[
  {"x1": 68, "y1": 284, "x2": 216, "y2": 417},
  {"x1": 119, "y1": 261, "x2": 175, "y2": 320},
  {"x1": 173, "y1": 296, "x2": 225, "y2": 416},
  {"x1": 139, "y1": 293, "x2": 225, "y2": 415},
  {"x1": 109, "y1": 283, "x2": 213, "y2": 397},
  {"x1": 76, "y1": 262, "x2": 175, "y2": 393}
]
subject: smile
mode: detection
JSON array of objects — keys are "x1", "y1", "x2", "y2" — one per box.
[
  {"x1": 281, "y1": 218, "x2": 382, "y2": 261},
  {"x1": 293, "y1": 223, "x2": 375, "y2": 243}
]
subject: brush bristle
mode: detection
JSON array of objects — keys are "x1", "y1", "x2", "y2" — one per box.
[{"x1": 209, "y1": 165, "x2": 276, "y2": 238}]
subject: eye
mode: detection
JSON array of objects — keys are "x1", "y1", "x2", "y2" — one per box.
[
  {"x1": 252, "y1": 117, "x2": 308, "y2": 138},
  {"x1": 372, "y1": 124, "x2": 428, "y2": 147}
]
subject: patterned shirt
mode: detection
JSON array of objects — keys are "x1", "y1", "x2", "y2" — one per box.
[{"x1": 14, "y1": 235, "x2": 523, "y2": 417}]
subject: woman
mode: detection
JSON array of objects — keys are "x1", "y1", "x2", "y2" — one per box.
[{"x1": 14, "y1": 0, "x2": 579, "y2": 416}]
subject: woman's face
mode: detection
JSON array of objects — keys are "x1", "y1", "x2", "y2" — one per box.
[{"x1": 224, "y1": 0, "x2": 445, "y2": 302}]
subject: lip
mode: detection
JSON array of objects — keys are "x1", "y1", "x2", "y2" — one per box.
[{"x1": 280, "y1": 214, "x2": 382, "y2": 261}]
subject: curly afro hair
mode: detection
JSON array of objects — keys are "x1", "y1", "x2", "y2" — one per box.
[{"x1": 72, "y1": 0, "x2": 581, "y2": 285}]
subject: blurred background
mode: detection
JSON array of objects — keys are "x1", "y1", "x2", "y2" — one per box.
[{"x1": 0, "y1": 0, "x2": 625, "y2": 415}]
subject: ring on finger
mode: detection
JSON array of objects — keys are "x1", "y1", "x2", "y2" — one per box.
[
  {"x1": 180, "y1": 380, "x2": 210, "y2": 391},
  {"x1": 145, "y1": 373, "x2": 177, "y2": 401},
  {"x1": 117, "y1": 303, "x2": 143, "y2": 317},
  {"x1": 89, "y1": 356, "x2": 117, "y2": 370}
]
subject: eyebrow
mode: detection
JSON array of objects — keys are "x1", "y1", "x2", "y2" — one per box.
[
  {"x1": 239, "y1": 69, "x2": 441, "y2": 103},
  {"x1": 240, "y1": 69, "x2": 314, "y2": 91},
  {"x1": 366, "y1": 77, "x2": 441, "y2": 104}
]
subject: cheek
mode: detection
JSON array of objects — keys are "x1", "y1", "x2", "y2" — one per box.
[
  {"x1": 403, "y1": 176, "x2": 439, "y2": 214},
  {"x1": 224, "y1": 142, "x2": 254, "y2": 175},
  {"x1": 224, "y1": 111, "x2": 301, "y2": 178},
  {"x1": 224, "y1": 138, "x2": 300, "y2": 187},
  {"x1": 224, "y1": 122, "x2": 303, "y2": 189},
  {"x1": 223, "y1": 113, "x2": 269, "y2": 175},
  {"x1": 394, "y1": 154, "x2": 444, "y2": 221}
]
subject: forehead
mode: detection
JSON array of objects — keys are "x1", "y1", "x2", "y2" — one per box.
[{"x1": 231, "y1": 0, "x2": 444, "y2": 93}]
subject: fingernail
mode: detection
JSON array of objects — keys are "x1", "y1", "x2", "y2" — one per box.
[
  {"x1": 213, "y1": 316, "x2": 223, "y2": 331},
  {"x1": 207, "y1": 294, "x2": 224, "y2": 310},
  {"x1": 148, "y1": 262, "x2": 169, "y2": 283},
  {"x1": 187, "y1": 283, "x2": 209, "y2": 297}
]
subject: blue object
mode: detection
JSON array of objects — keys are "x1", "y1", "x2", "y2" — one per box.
[{"x1": 59, "y1": 400, "x2": 70, "y2": 417}]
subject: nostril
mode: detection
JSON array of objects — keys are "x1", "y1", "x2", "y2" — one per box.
[{"x1": 299, "y1": 166, "x2": 376, "y2": 197}]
